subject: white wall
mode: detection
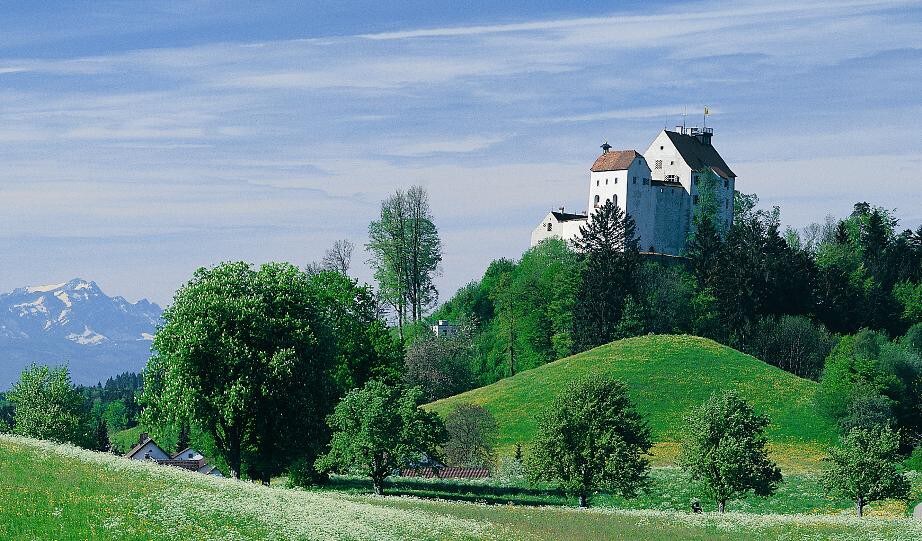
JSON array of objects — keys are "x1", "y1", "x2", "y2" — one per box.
[
  {"x1": 128, "y1": 440, "x2": 170, "y2": 461},
  {"x1": 530, "y1": 212, "x2": 585, "y2": 247}
]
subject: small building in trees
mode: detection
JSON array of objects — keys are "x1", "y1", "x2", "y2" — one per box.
[
  {"x1": 530, "y1": 126, "x2": 736, "y2": 255},
  {"x1": 124, "y1": 433, "x2": 224, "y2": 477},
  {"x1": 430, "y1": 320, "x2": 460, "y2": 337}
]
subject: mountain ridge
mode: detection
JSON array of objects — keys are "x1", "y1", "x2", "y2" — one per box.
[{"x1": 0, "y1": 278, "x2": 162, "y2": 388}]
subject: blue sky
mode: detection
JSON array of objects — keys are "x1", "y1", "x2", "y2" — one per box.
[{"x1": 1, "y1": 0, "x2": 920, "y2": 305}]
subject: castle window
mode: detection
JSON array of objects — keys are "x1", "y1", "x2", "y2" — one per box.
[
  {"x1": 596, "y1": 180, "x2": 599, "y2": 186},
  {"x1": 655, "y1": 160, "x2": 662, "y2": 170},
  {"x1": 670, "y1": 161, "x2": 674, "y2": 165},
  {"x1": 613, "y1": 195, "x2": 618, "y2": 208},
  {"x1": 605, "y1": 178, "x2": 608, "y2": 185},
  {"x1": 594, "y1": 195, "x2": 600, "y2": 207},
  {"x1": 547, "y1": 223, "x2": 552, "y2": 231},
  {"x1": 660, "y1": 146, "x2": 664, "y2": 150},
  {"x1": 724, "y1": 180, "x2": 729, "y2": 189},
  {"x1": 632, "y1": 176, "x2": 637, "y2": 184},
  {"x1": 643, "y1": 178, "x2": 649, "y2": 185}
]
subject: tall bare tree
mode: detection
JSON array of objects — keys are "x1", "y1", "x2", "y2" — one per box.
[{"x1": 321, "y1": 239, "x2": 354, "y2": 275}]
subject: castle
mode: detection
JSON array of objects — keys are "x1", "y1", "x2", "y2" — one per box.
[{"x1": 530, "y1": 126, "x2": 736, "y2": 255}]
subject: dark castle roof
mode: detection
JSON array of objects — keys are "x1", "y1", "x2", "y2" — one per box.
[
  {"x1": 664, "y1": 131, "x2": 736, "y2": 178},
  {"x1": 551, "y1": 211, "x2": 588, "y2": 222},
  {"x1": 590, "y1": 150, "x2": 641, "y2": 172}
]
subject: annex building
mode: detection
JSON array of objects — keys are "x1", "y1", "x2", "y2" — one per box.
[{"x1": 531, "y1": 126, "x2": 736, "y2": 255}]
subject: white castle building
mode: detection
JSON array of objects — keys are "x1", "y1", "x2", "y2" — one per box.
[{"x1": 531, "y1": 126, "x2": 736, "y2": 255}]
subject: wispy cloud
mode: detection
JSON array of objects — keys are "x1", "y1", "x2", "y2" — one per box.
[{"x1": 0, "y1": 0, "x2": 920, "y2": 303}]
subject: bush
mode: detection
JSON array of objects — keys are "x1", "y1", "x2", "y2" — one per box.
[
  {"x1": 403, "y1": 329, "x2": 476, "y2": 402},
  {"x1": 904, "y1": 446, "x2": 922, "y2": 473},
  {"x1": 443, "y1": 403, "x2": 497, "y2": 469},
  {"x1": 750, "y1": 315, "x2": 837, "y2": 380}
]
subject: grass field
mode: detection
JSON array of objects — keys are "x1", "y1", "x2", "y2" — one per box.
[
  {"x1": 2, "y1": 435, "x2": 921, "y2": 541},
  {"x1": 428, "y1": 335, "x2": 837, "y2": 468}
]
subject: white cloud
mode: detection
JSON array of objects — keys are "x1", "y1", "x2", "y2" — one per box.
[{"x1": 386, "y1": 136, "x2": 508, "y2": 157}]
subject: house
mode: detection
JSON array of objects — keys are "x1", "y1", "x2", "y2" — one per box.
[
  {"x1": 125, "y1": 433, "x2": 224, "y2": 477},
  {"x1": 531, "y1": 125, "x2": 736, "y2": 255},
  {"x1": 431, "y1": 320, "x2": 460, "y2": 337}
]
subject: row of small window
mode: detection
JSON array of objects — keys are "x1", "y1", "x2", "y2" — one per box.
[{"x1": 597, "y1": 176, "x2": 649, "y2": 186}]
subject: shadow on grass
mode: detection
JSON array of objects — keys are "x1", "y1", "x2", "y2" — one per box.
[{"x1": 324, "y1": 475, "x2": 572, "y2": 506}]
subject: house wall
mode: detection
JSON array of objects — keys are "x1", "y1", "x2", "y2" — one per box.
[
  {"x1": 530, "y1": 212, "x2": 585, "y2": 247},
  {"x1": 128, "y1": 441, "x2": 170, "y2": 461},
  {"x1": 652, "y1": 184, "x2": 691, "y2": 255}
]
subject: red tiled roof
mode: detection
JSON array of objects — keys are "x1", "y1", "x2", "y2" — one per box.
[
  {"x1": 590, "y1": 150, "x2": 640, "y2": 172},
  {"x1": 399, "y1": 467, "x2": 490, "y2": 479}
]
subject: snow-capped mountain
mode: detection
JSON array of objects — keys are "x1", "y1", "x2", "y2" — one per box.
[{"x1": 0, "y1": 279, "x2": 162, "y2": 388}]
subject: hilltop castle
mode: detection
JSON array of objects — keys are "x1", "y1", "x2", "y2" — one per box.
[{"x1": 531, "y1": 126, "x2": 736, "y2": 255}]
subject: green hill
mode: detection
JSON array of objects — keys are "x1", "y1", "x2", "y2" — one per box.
[
  {"x1": 428, "y1": 335, "x2": 837, "y2": 469},
  {"x1": 3, "y1": 435, "x2": 920, "y2": 540}
]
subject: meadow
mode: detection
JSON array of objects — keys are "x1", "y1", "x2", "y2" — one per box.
[
  {"x1": 3, "y1": 435, "x2": 921, "y2": 541},
  {"x1": 428, "y1": 334, "x2": 837, "y2": 468}
]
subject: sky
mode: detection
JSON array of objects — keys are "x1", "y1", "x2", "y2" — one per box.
[{"x1": 1, "y1": 0, "x2": 920, "y2": 306}]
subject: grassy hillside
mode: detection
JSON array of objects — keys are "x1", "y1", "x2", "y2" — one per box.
[
  {"x1": 428, "y1": 335, "x2": 837, "y2": 468},
  {"x1": 2, "y1": 435, "x2": 921, "y2": 541}
]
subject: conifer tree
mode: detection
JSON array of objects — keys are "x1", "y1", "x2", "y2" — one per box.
[{"x1": 572, "y1": 200, "x2": 640, "y2": 350}]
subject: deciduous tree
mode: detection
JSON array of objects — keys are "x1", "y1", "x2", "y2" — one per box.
[
  {"x1": 443, "y1": 403, "x2": 497, "y2": 469},
  {"x1": 823, "y1": 425, "x2": 910, "y2": 517},
  {"x1": 315, "y1": 380, "x2": 446, "y2": 495},
  {"x1": 8, "y1": 364, "x2": 85, "y2": 445},
  {"x1": 680, "y1": 390, "x2": 782, "y2": 512},
  {"x1": 528, "y1": 377, "x2": 652, "y2": 507},
  {"x1": 140, "y1": 262, "x2": 335, "y2": 481}
]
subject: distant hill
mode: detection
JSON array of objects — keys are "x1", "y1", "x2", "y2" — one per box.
[
  {"x1": 428, "y1": 335, "x2": 837, "y2": 467},
  {"x1": 0, "y1": 279, "x2": 161, "y2": 388}
]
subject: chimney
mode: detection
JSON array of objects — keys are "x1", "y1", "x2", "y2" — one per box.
[
  {"x1": 600, "y1": 142, "x2": 612, "y2": 154},
  {"x1": 675, "y1": 125, "x2": 684, "y2": 135},
  {"x1": 559, "y1": 206, "x2": 565, "y2": 213},
  {"x1": 695, "y1": 127, "x2": 714, "y2": 146},
  {"x1": 139, "y1": 432, "x2": 149, "y2": 444}
]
